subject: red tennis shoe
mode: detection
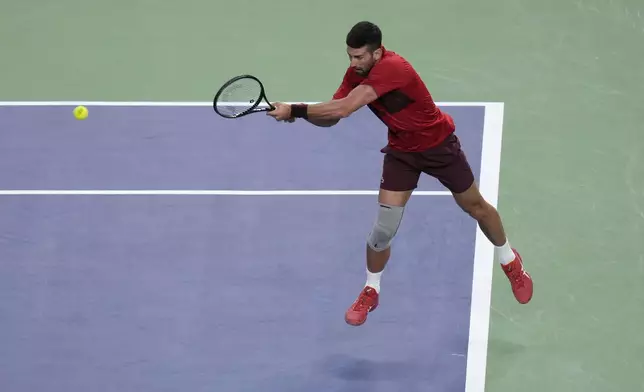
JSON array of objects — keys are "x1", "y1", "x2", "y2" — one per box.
[
  {"x1": 501, "y1": 249, "x2": 533, "y2": 304},
  {"x1": 344, "y1": 286, "x2": 379, "y2": 326}
]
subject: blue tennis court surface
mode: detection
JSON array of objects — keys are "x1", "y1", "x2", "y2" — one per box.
[{"x1": 0, "y1": 102, "x2": 504, "y2": 392}]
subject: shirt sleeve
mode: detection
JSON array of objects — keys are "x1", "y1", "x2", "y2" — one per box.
[
  {"x1": 360, "y1": 59, "x2": 412, "y2": 97},
  {"x1": 332, "y1": 68, "x2": 353, "y2": 100}
]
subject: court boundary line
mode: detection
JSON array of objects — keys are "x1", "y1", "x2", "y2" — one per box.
[
  {"x1": 0, "y1": 101, "x2": 499, "y2": 107},
  {"x1": 465, "y1": 102, "x2": 504, "y2": 392}
]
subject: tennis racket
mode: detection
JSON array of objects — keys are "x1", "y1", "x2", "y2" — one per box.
[{"x1": 213, "y1": 74, "x2": 275, "y2": 118}]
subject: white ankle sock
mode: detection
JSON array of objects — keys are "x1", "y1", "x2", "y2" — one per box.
[
  {"x1": 365, "y1": 268, "x2": 383, "y2": 293},
  {"x1": 496, "y1": 240, "x2": 516, "y2": 265}
]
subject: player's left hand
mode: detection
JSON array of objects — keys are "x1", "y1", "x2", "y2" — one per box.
[{"x1": 267, "y1": 102, "x2": 293, "y2": 122}]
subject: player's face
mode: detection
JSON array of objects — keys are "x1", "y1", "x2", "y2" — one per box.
[{"x1": 347, "y1": 46, "x2": 382, "y2": 76}]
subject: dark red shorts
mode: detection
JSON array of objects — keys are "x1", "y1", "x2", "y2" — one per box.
[{"x1": 380, "y1": 133, "x2": 475, "y2": 194}]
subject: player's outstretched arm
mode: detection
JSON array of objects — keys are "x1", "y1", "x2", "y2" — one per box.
[
  {"x1": 267, "y1": 103, "x2": 339, "y2": 126},
  {"x1": 291, "y1": 85, "x2": 378, "y2": 121},
  {"x1": 266, "y1": 85, "x2": 377, "y2": 123}
]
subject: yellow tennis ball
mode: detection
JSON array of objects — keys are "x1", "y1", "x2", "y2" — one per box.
[{"x1": 73, "y1": 105, "x2": 88, "y2": 120}]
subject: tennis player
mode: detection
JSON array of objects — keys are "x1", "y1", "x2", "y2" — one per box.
[{"x1": 267, "y1": 21, "x2": 533, "y2": 326}]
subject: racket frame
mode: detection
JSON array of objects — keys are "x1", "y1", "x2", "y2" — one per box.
[{"x1": 212, "y1": 74, "x2": 275, "y2": 118}]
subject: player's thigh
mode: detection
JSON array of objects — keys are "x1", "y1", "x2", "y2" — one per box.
[
  {"x1": 419, "y1": 133, "x2": 475, "y2": 195},
  {"x1": 379, "y1": 152, "x2": 419, "y2": 207}
]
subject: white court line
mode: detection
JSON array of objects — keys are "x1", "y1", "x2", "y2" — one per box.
[
  {"x1": 0, "y1": 101, "x2": 499, "y2": 107},
  {"x1": 0, "y1": 190, "x2": 451, "y2": 196},
  {"x1": 464, "y1": 102, "x2": 505, "y2": 392}
]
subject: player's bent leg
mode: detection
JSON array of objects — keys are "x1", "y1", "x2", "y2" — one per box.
[
  {"x1": 345, "y1": 189, "x2": 411, "y2": 326},
  {"x1": 452, "y1": 182, "x2": 533, "y2": 304},
  {"x1": 420, "y1": 134, "x2": 533, "y2": 304},
  {"x1": 345, "y1": 153, "x2": 419, "y2": 326}
]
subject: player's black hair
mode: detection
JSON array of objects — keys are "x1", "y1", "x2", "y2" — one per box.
[{"x1": 346, "y1": 21, "x2": 382, "y2": 51}]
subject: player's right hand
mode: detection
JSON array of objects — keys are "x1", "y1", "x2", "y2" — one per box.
[{"x1": 266, "y1": 102, "x2": 292, "y2": 121}]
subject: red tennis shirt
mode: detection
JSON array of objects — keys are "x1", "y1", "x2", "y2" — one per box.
[{"x1": 333, "y1": 47, "x2": 455, "y2": 152}]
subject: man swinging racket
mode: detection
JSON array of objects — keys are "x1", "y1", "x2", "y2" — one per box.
[{"x1": 267, "y1": 21, "x2": 533, "y2": 326}]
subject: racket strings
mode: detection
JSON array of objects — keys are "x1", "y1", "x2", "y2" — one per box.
[{"x1": 215, "y1": 78, "x2": 263, "y2": 117}]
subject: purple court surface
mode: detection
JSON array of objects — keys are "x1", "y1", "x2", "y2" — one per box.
[{"x1": 0, "y1": 102, "x2": 504, "y2": 392}]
